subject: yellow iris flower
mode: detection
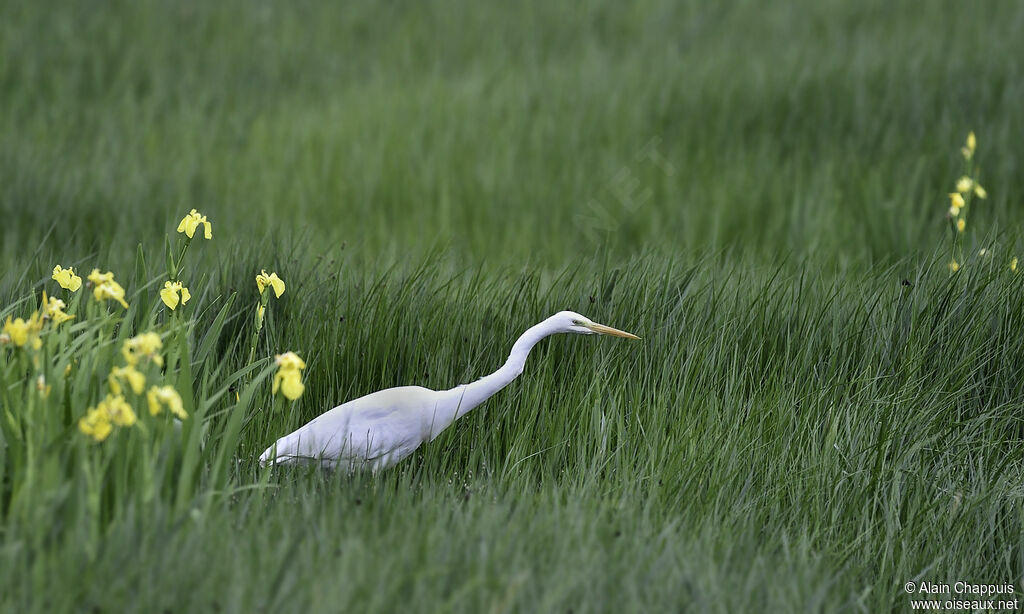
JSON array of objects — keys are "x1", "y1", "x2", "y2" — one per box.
[
  {"x1": 274, "y1": 370, "x2": 305, "y2": 400},
  {"x1": 79, "y1": 407, "x2": 113, "y2": 442},
  {"x1": 256, "y1": 270, "x2": 286, "y2": 298},
  {"x1": 961, "y1": 132, "x2": 976, "y2": 160},
  {"x1": 88, "y1": 269, "x2": 129, "y2": 309},
  {"x1": 122, "y1": 332, "x2": 164, "y2": 367},
  {"x1": 1012, "y1": 258, "x2": 1019, "y2": 273},
  {"x1": 78, "y1": 394, "x2": 138, "y2": 441},
  {"x1": 273, "y1": 351, "x2": 306, "y2": 400},
  {"x1": 176, "y1": 209, "x2": 212, "y2": 240},
  {"x1": 109, "y1": 365, "x2": 147, "y2": 395},
  {"x1": 2, "y1": 316, "x2": 30, "y2": 347},
  {"x1": 948, "y1": 193, "x2": 964, "y2": 217},
  {"x1": 160, "y1": 281, "x2": 192, "y2": 310},
  {"x1": 147, "y1": 385, "x2": 188, "y2": 419},
  {"x1": 275, "y1": 351, "x2": 306, "y2": 371},
  {"x1": 949, "y1": 259, "x2": 960, "y2": 273},
  {"x1": 956, "y1": 219, "x2": 966, "y2": 233},
  {"x1": 87, "y1": 269, "x2": 114, "y2": 285},
  {"x1": 42, "y1": 291, "x2": 75, "y2": 325},
  {"x1": 1, "y1": 312, "x2": 44, "y2": 349},
  {"x1": 52, "y1": 265, "x2": 83, "y2": 292},
  {"x1": 974, "y1": 184, "x2": 987, "y2": 199},
  {"x1": 104, "y1": 394, "x2": 138, "y2": 427},
  {"x1": 955, "y1": 177, "x2": 973, "y2": 194}
]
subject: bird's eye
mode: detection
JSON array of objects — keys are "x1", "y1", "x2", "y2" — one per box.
[{"x1": 572, "y1": 320, "x2": 582, "y2": 326}]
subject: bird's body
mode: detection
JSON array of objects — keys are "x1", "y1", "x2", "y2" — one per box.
[
  {"x1": 264, "y1": 386, "x2": 440, "y2": 471},
  {"x1": 259, "y1": 311, "x2": 638, "y2": 471}
]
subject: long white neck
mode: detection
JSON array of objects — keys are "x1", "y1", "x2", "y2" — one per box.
[{"x1": 430, "y1": 318, "x2": 561, "y2": 438}]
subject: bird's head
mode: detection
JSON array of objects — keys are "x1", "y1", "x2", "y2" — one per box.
[{"x1": 551, "y1": 311, "x2": 641, "y2": 339}]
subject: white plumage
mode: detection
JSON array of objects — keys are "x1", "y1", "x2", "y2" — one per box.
[{"x1": 259, "y1": 310, "x2": 639, "y2": 471}]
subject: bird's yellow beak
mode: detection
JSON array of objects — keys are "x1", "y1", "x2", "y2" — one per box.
[{"x1": 584, "y1": 321, "x2": 641, "y2": 340}]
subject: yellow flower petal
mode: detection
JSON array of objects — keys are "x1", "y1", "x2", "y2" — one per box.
[
  {"x1": 158, "y1": 282, "x2": 191, "y2": 311},
  {"x1": 146, "y1": 388, "x2": 160, "y2": 416},
  {"x1": 110, "y1": 366, "x2": 146, "y2": 396},
  {"x1": 2, "y1": 316, "x2": 30, "y2": 347},
  {"x1": 177, "y1": 210, "x2": 192, "y2": 234},
  {"x1": 273, "y1": 368, "x2": 305, "y2": 400},
  {"x1": 159, "y1": 281, "x2": 191, "y2": 310},
  {"x1": 280, "y1": 371, "x2": 305, "y2": 400},
  {"x1": 89, "y1": 270, "x2": 129, "y2": 309},
  {"x1": 103, "y1": 394, "x2": 137, "y2": 427},
  {"x1": 176, "y1": 209, "x2": 211, "y2": 240},
  {"x1": 51, "y1": 311, "x2": 74, "y2": 325},
  {"x1": 79, "y1": 407, "x2": 113, "y2": 442},
  {"x1": 256, "y1": 271, "x2": 285, "y2": 298},
  {"x1": 94, "y1": 282, "x2": 129, "y2": 309},
  {"x1": 122, "y1": 332, "x2": 163, "y2": 366},
  {"x1": 52, "y1": 265, "x2": 83, "y2": 292},
  {"x1": 88, "y1": 269, "x2": 114, "y2": 285},
  {"x1": 160, "y1": 283, "x2": 179, "y2": 310},
  {"x1": 41, "y1": 291, "x2": 75, "y2": 326},
  {"x1": 178, "y1": 209, "x2": 198, "y2": 238},
  {"x1": 275, "y1": 351, "x2": 306, "y2": 371},
  {"x1": 961, "y1": 132, "x2": 976, "y2": 160},
  {"x1": 273, "y1": 351, "x2": 307, "y2": 400},
  {"x1": 147, "y1": 385, "x2": 187, "y2": 419}
]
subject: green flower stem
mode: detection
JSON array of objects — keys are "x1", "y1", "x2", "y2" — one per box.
[
  {"x1": 246, "y1": 293, "x2": 271, "y2": 366},
  {"x1": 169, "y1": 237, "x2": 192, "y2": 282}
]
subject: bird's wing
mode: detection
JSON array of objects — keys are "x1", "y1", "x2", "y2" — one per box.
[{"x1": 261, "y1": 386, "x2": 438, "y2": 467}]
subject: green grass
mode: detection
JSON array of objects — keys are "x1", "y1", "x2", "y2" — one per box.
[{"x1": 2, "y1": 0, "x2": 1024, "y2": 611}]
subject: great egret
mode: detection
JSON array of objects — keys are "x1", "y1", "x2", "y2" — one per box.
[{"x1": 259, "y1": 310, "x2": 639, "y2": 471}]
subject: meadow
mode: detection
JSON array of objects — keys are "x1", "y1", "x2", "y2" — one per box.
[{"x1": 2, "y1": 1, "x2": 1024, "y2": 611}]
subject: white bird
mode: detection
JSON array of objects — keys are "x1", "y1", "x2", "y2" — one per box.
[{"x1": 259, "y1": 311, "x2": 639, "y2": 471}]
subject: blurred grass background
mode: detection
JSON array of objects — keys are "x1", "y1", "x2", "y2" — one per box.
[
  {"x1": 2, "y1": 0, "x2": 1022, "y2": 272},
  {"x1": 2, "y1": 0, "x2": 1024, "y2": 612}
]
